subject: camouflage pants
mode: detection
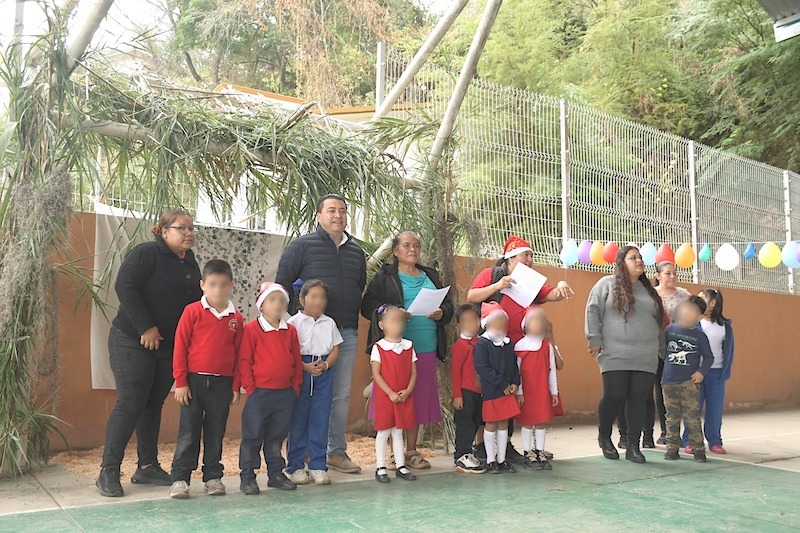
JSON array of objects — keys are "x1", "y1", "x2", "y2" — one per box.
[{"x1": 662, "y1": 380, "x2": 705, "y2": 452}]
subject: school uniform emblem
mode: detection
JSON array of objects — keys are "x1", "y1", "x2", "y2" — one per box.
[{"x1": 228, "y1": 319, "x2": 238, "y2": 331}]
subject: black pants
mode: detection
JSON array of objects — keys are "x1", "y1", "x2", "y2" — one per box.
[
  {"x1": 101, "y1": 327, "x2": 175, "y2": 469},
  {"x1": 654, "y1": 358, "x2": 667, "y2": 435},
  {"x1": 239, "y1": 387, "x2": 295, "y2": 480},
  {"x1": 453, "y1": 389, "x2": 483, "y2": 460},
  {"x1": 599, "y1": 370, "x2": 654, "y2": 445},
  {"x1": 616, "y1": 360, "x2": 667, "y2": 437},
  {"x1": 171, "y1": 373, "x2": 233, "y2": 483}
]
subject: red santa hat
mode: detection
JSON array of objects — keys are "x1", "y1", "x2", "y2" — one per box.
[
  {"x1": 502, "y1": 235, "x2": 533, "y2": 259},
  {"x1": 521, "y1": 306, "x2": 546, "y2": 331},
  {"x1": 481, "y1": 301, "x2": 508, "y2": 329},
  {"x1": 255, "y1": 281, "x2": 289, "y2": 310}
]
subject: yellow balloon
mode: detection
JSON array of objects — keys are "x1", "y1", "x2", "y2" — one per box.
[
  {"x1": 590, "y1": 240, "x2": 606, "y2": 266},
  {"x1": 758, "y1": 242, "x2": 782, "y2": 268},
  {"x1": 674, "y1": 243, "x2": 696, "y2": 269}
]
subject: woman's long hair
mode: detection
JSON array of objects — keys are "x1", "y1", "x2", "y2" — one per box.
[{"x1": 612, "y1": 246, "x2": 664, "y2": 325}]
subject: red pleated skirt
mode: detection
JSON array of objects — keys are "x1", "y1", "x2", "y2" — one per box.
[{"x1": 482, "y1": 395, "x2": 521, "y2": 423}]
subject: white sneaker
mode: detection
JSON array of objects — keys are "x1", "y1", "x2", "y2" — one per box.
[
  {"x1": 204, "y1": 478, "x2": 226, "y2": 496},
  {"x1": 288, "y1": 469, "x2": 311, "y2": 485},
  {"x1": 169, "y1": 480, "x2": 190, "y2": 498},
  {"x1": 455, "y1": 453, "x2": 485, "y2": 473},
  {"x1": 308, "y1": 469, "x2": 331, "y2": 485}
]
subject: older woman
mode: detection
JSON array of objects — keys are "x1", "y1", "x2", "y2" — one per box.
[
  {"x1": 585, "y1": 246, "x2": 665, "y2": 464},
  {"x1": 361, "y1": 231, "x2": 454, "y2": 470},
  {"x1": 97, "y1": 210, "x2": 202, "y2": 497}
]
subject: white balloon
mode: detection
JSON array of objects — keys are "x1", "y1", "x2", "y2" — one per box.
[{"x1": 714, "y1": 243, "x2": 740, "y2": 271}]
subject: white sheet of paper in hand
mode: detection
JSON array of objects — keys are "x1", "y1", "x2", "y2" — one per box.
[
  {"x1": 406, "y1": 286, "x2": 451, "y2": 316},
  {"x1": 499, "y1": 263, "x2": 547, "y2": 308}
]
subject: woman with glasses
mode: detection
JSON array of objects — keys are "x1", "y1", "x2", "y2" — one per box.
[{"x1": 97, "y1": 210, "x2": 202, "y2": 497}]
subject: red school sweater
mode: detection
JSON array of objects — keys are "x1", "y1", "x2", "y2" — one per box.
[
  {"x1": 173, "y1": 300, "x2": 244, "y2": 391},
  {"x1": 238, "y1": 318, "x2": 303, "y2": 396},
  {"x1": 450, "y1": 336, "x2": 481, "y2": 398}
]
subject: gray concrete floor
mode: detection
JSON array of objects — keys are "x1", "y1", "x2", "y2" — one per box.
[{"x1": 1, "y1": 408, "x2": 798, "y2": 517}]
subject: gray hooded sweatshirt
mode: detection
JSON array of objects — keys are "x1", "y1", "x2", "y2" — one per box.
[{"x1": 585, "y1": 275, "x2": 665, "y2": 374}]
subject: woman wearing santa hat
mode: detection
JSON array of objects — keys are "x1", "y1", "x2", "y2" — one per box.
[{"x1": 467, "y1": 235, "x2": 574, "y2": 345}]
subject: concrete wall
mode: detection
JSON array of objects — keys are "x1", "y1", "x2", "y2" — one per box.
[{"x1": 51, "y1": 213, "x2": 800, "y2": 451}]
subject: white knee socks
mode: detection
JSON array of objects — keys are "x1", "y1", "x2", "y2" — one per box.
[
  {"x1": 483, "y1": 430, "x2": 497, "y2": 463},
  {"x1": 496, "y1": 429, "x2": 509, "y2": 463},
  {"x1": 391, "y1": 427, "x2": 405, "y2": 468},
  {"x1": 535, "y1": 428, "x2": 546, "y2": 451},
  {"x1": 375, "y1": 429, "x2": 391, "y2": 468},
  {"x1": 521, "y1": 426, "x2": 533, "y2": 452}
]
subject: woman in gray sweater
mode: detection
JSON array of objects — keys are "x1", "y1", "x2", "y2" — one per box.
[{"x1": 585, "y1": 246, "x2": 665, "y2": 463}]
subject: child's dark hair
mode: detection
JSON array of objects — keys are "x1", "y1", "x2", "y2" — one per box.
[
  {"x1": 369, "y1": 304, "x2": 402, "y2": 350},
  {"x1": 683, "y1": 295, "x2": 707, "y2": 315},
  {"x1": 700, "y1": 288, "x2": 727, "y2": 325},
  {"x1": 455, "y1": 303, "x2": 480, "y2": 323},
  {"x1": 299, "y1": 279, "x2": 328, "y2": 299},
  {"x1": 202, "y1": 259, "x2": 233, "y2": 280}
]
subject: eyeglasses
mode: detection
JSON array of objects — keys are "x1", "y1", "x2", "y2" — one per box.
[{"x1": 168, "y1": 225, "x2": 198, "y2": 235}]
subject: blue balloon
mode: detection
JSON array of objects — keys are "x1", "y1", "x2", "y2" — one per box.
[
  {"x1": 560, "y1": 239, "x2": 579, "y2": 266},
  {"x1": 743, "y1": 243, "x2": 756, "y2": 260},
  {"x1": 782, "y1": 241, "x2": 800, "y2": 269},
  {"x1": 640, "y1": 242, "x2": 657, "y2": 266}
]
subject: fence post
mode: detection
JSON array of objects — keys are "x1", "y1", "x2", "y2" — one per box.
[
  {"x1": 784, "y1": 170, "x2": 795, "y2": 294},
  {"x1": 560, "y1": 99, "x2": 571, "y2": 242},
  {"x1": 688, "y1": 141, "x2": 699, "y2": 284},
  {"x1": 375, "y1": 41, "x2": 387, "y2": 110}
]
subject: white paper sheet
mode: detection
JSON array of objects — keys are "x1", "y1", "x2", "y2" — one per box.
[
  {"x1": 406, "y1": 286, "x2": 451, "y2": 316},
  {"x1": 500, "y1": 263, "x2": 547, "y2": 308}
]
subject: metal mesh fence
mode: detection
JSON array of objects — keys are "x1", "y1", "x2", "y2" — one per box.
[{"x1": 384, "y1": 49, "x2": 799, "y2": 295}]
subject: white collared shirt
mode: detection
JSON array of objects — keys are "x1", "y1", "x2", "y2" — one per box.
[
  {"x1": 481, "y1": 330, "x2": 510, "y2": 347},
  {"x1": 338, "y1": 233, "x2": 349, "y2": 248},
  {"x1": 200, "y1": 296, "x2": 236, "y2": 320},
  {"x1": 513, "y1": 334, "x2": 558, "y2": 396},
  {"x1": 257, "y1": 315, "x2": 288, "y2": 332},
  {"x1": 460, "y1": 333, "x2": 474, "y2": 341},
  {"x1": 370, "y1": 338, "x2": 418, "y2": 363},
  {"x1": 287, "y1": 312, "x2": 343, "y2": 356}
]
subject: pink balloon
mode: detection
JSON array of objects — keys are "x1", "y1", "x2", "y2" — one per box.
[{"x1": 578, "y1": 240, "x2": 592, "y2": 264}]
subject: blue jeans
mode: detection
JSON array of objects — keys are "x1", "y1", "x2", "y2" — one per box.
[
  {"x1": 683, "y1": 368, "x2": 726, "y2": 447},
  {"x1": 287, "y1": 355, "x2": 334, "y2": 472},
  {"x1": 327, "y1": 328, "x2": 358, "y2": 455}
]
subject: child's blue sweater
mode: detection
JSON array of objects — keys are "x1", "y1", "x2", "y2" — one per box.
[{"x1": 661, "y1": 324, "x2": 713, "y2": 385}]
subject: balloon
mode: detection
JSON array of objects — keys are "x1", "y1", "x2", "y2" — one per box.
[
  {"x1": 577, "y1": 240, "x2": 592, "y2": 264},
  {"x1": 797, "y1": 242, "x2": 800, "y2": 263},
  {"x1": 626, "y1": 242, "x2": 639, "y2": 249},
  {"x1": 698, "y1": 243, "x2": 712, "y2": 262},
  {"x1": 560, "y1": 239, "x2": 579, "y2": 267},
  {"x1": 781, "y1": 241, "x2": 800, "y2": 269},
  {"x1": 743, "y1": 243, "x2": 756, "y2": 260},
  {"x1": 640, "y1": 242, "x2": 657, "y2": 266},
  {"x1": 602, "y1": 241, "x2": 619, "y2": 264},
  {"x1": 758, "y1": 242, "x2": 782, "y2": 268},
  {"x1": 715, "y1": 243, "x2": 740, "y2": 271},
  {"x1": 590, "y1": 241, "x2": 606, "y2": 266},
  {"x1": 655, "y1": 243, "x2": 675, "y2": 264},
  {"x1": 674, "y1": 243, "x2": 696, "y2": 269}
]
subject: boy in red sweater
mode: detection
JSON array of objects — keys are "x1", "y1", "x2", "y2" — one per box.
[
  {"x1": 238, "y1": 281, "x2": 303, "y2": 495},
  {"x1": 451, "y1": 304, "x2": 486, "y2": 474},
  {"x1": 170, "y1": 260, "x2": 243, "y2": 498}
]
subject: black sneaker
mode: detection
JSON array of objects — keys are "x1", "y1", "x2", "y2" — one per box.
[
  {"x1": 535, "y1": 450, "x2": 552, "y2": 471},
  {"x1": 498, "y1": 461, "x2": 516, "y2": 473},
  {"x1": 522, "y1": 452, "x2": 536, "y2": 469},
  {"x1": 487, "y1": 461, "x2": 500, "y2": 474},
  {"x1": 693, "y1": 451, "x2": 708, "y2": 463},
  {"x1": 656, "y1": 433, "x2": 667, "y2": 445},
  {"x1": 240, "y1": 478, "x2": 260, "y2": 495},
  {"x1": 96, "y1": 467, "x2": 124, "y2": 497},
  {"x1": 131, "y1": 464, "x2": 172, "y2": 486},
  {"x1": 544, "y1": 450, "x2": 554, "y2": 460},
  {"x1": 617, "y1": 435, "x2": 628, "y2": 449},
  {"x1": 506, "y1": 443, "x2": 525, "y2": 465},
  {"x1": 473, "y1": 442, "x2": 487, "y2": 463},
  {"x1": 664, "y1": 450, "x2": 680, "y2": 461},
  {"x1": 642, "y1": 433, "x2": 656, "y2": 449},
  {"x1": 267, "y1": 472, "x2": 297, "y2": 490}
]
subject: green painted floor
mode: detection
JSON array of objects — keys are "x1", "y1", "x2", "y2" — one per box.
[{"x1": 3, "y1": 452, "x2": 799, "y2": 532}]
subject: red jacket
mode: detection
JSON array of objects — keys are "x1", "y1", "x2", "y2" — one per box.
[
  {"x1": 450, "y1": 336, "x2": 481, "y2": 398},
  {"x1": 173, "y1": 300, "x2": 243, "y2": 391},
  {"x1": 238, "y1": 317, "x2": 303, "y2": 395}
]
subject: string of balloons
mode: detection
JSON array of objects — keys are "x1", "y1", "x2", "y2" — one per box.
[{"x1": 559, "y1": 240, "x2": 800, "y2": 271}]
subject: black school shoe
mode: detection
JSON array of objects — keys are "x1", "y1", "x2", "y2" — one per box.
[
  {"x1": 617, "y1": 434, "x2": 628, "y2": 450},
  {"x1": 693, "y1": 450, "x2": 708, "y2": 463},
  {"x1": 267, "y1": 472, "x2": 297, "y2": 490},
  {"x1": 487, "y1": 461, "x2": 500, "y2": 474},
  {"x1": 642, "y1": 433, "x2": 656, "y2": 449},
  {"x1": 506, "y1": 443, "x2": 525, "y2": 465},
  {"x1": 664, "y1": 450, "x2": 680, "y2": 460},
  {"x1": 240, "y1": 478, "x2": 260, "y2": 495},
  {"x1": 498, "y1": 461, "x2": 516, "y2": 473},
  {"x1": 396, "y1": 466, "x2": 417, "y2": 481},
  {"x1": 131, "y1": 464, "x2": 172, "y2": 486},
  {"x1": 375, "y1": 467, "x2": 390, "y2": 483},
  {"x1": 96, "y1": 467, "x2": 124, "y2": 497},
  {"x1": 625, "y1": 446, "x2": 646, "y2": 464}
]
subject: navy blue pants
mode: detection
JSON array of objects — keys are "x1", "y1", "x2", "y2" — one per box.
[
  {"x1": 287, "y1": 355, "x2": 334, "y2": 472},
  {"x1": 683, "y1": 368, "x2": 726, "y2": 447},
  {"x1": 239, "y1": 387, "x2": 295, "y2": 480},
  {"x1": 171, "y1": 373, "x2": 233, "y2": 483}
]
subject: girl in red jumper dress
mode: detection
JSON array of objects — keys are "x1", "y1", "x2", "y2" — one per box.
[
  {"x1": 370, "y1": 304, "x2": 418, "y2": 483},
  {"x1": 515, "y1": 307, "x2": 559, "y2": 470}
]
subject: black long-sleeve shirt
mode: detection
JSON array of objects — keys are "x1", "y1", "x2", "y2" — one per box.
[{"x1": 111, "y1": 236, "x2": 202, "y2": 347}]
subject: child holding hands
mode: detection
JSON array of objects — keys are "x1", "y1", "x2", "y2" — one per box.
[{"x1": 370, "y1": 304, "x2": 418, "y2": 484}]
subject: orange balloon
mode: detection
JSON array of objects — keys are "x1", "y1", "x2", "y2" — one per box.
[
  {"x1": 655, "y1": 243, "x2": 675, "y2": 264},
  {"x1": 674, "y1": 243, "x2": 696, "y2": 269},
  {"x1": 590, "y1": 241, "x2": 606, "y2": 266}
]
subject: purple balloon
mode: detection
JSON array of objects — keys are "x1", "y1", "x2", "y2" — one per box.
[{"x1": 578, "y1": 240, "x2": 592, "y2": 264}]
